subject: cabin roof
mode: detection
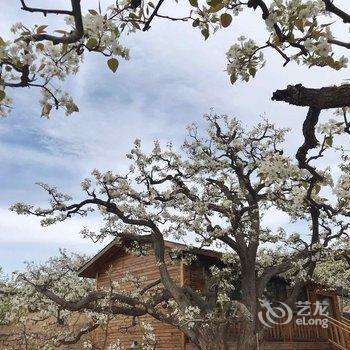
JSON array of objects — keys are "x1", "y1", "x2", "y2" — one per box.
[{"x1": 78, "y1": 239, "x2": 222, "y2": 278}]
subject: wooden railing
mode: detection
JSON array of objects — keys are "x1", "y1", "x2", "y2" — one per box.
[
  {"x1": 265, "y1": 315, "x2": 329, "y2": 342},
  {"x1": 227, "y1": 314, "x2": 350, "y2": 348},
  {"x1": 341, "y1": 316, "x2": 350, "y2": 327},
  {"x1": 326, "y1": 315, "x2": 350, "y2": 350},
  {"x1": 228, "y1": 316, "x2": 329, "y2": 342}
]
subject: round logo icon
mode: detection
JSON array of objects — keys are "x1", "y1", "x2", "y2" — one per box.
[{"x1": 258, "y1": 298, "x2": 293, "y2": 328}]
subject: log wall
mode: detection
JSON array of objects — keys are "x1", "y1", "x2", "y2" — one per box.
[{"x1": 93, "y1": 249, "x2": 184, "y2": 350}]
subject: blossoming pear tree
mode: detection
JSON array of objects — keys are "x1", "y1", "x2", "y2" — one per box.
[
  {"x1": 9, "y1": 114, "x2": 350, "y2": 350},
  {"x1": 0, "y1": 252, "x2": 97, "y2": 349},
  {"x1": 1, "y1": 0, "x2": 350, "y2": 119},
  {"x1": 0, "y1": 251, "x2": 159, "y2": 350}
]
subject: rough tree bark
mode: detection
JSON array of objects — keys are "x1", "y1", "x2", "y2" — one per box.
[
  {"x1": 195, "y1": 328, "x2": 230, "y2": 350},
  {"x1": 272, "y1": 83, "x2": 350, "y2": 109},
  {"x1": 236, "y1": 261, "x2": 260, "y2": 350}
]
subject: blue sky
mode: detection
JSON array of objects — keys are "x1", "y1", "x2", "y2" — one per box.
[{"x1": 0, "y1": 1, "x2": 349, "y2": 273}]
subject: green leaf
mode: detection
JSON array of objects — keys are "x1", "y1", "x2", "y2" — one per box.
[
  {"x1": 249, "y1": 67, "x2": 257, "y2": 77},
  {"x1": 88, "y1": 9, "x2": 99, "y2": 15},
  {"x1": 86, "y1": 38, "x2": 98, "y2": 49},
  {"x1": 201, "y1": 28, "x2": 209, "y2": 40},
  {"x1": 220, "y1": 13, "x2": 232, "y2": 28},
  {"x1": 55, "y1": 30, "x2": 69, "y2": 35},
  {"x1": 36, "y1": 25, "x2": 48, "y2": 34},
  {"x1": 61, "y1": 43, "x2": 68, "y2": 54},
  {"x1": 36, "y1": 43, "x2": 45, "y2": 51},
  {"x1": 257, "y1": 173, "x2": 266, "y2": 181},
  {"x1": 0, "y1": 37, "x2": 6, "y2": 46},
  {"x1": 189, "y1": 0, "x2": 198, "y2": 7},
  {"x1": 294, "y1": 18, "x2": 304, "y2": 32},
  {"x1": 0, "y1": 90, "x2": 5, "y2": 101},
  {"x1": 230, "y1": 74, "x2": 237, "y2": 85},
  {"x1": 41, "y1": 103, "x2": 52, "y2": 118},
  {"x1": 107, "y1": 58, "x2": 119, "y2": 73},
  {"x1": 314, "y1": 184, "x2": 321, "y2": 194},
  {"x1": 209, "y1": 3, "x2": 226, "y2": 13},
  {"x1": 208, "y1": 0, "x2": 223, "y2": 7},
  {"x1": 132, "y1": 21, "x2": 141, "y2": 30},
  {"x1": 325, "y1": 136, "x2": 333, "y2": 147},
  {"x1": 69, "y1": 102, "x2": 79, "y2": 113},
  {"x1": 301, "y1": 181, "x2": 308, "y2": 189},
  {"x1": 192, "y1": 19, "x2": 200, "y2": 27}
]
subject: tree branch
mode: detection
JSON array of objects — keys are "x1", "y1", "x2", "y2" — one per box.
[
  {"x1": 322, "y1": 0, "x2": 350, "y2": 23},
  {"x1": 296, "y1": 107, "x2": 321, "y2": 172},
  {"x1": 272, "y1": 84, "x2": 350, "y2": 109},
  {"x1": 143, "y1": 0, "x2": 165, "y2": 31},
  {"x1": 20, "y1": 0, "x2": 73, "y2": 16},
  {"x1": 55, "y1": 323, "x2": 99, "y2": 346},
  {"x1": 26, "y1": 0, "x2": 84, "y2": 45}
]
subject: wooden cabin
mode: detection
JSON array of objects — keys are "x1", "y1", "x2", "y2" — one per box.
[
  {"x1": 77, "y1": 240, "x2": 221, "y2": 350},
  {"x1": 2, "y1": 239, "x2": 348, "y2": 349},
  {"x1": 78, "y1": 239, "x2": 350, "y2": 350}
]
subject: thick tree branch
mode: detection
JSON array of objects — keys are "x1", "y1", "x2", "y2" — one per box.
[
  {"x1": 20, "y1": 1, "x2": 73, "y2": 16},
  {"x1": 296, "y1": 107, "x2": 321, "y2": 171},
  {"x1": 23, "y1": 0, "x2": 84, "y2": 45},
  {"x1": 328, "y1": 38, "x2": 350, "y2": 49},
  {"x1": 322, "y1": 0, "x2": 350, "y2": 23},
  {"x1": 55, "y1": 323, "x2": 99, "y2": 346},
  {"x1": 247, "y1": 0, "x2": 307, "y2": 54},
  {"x1": 272, "y1": 84, "x2": 350, "y2": 109},
  {"x1": 143, "y1": 0, "x2": 165, "y2": 31},
  {"x1": 257, "y1": 260, "x2": 293, "y2": 297}
]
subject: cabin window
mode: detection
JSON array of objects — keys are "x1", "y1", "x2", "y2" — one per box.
[{"x1": 316, "y1": 294, "x2": 335, "y2": 318}]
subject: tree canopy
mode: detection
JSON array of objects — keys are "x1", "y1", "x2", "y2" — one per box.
[
  {"x1": 0, "y1": 0, "x2": 350, "y2": 117},
  {"x1": 1, "y1": 1, "x2": 350, "y2": 350},
  {"x1": 4, "y1": 114, "x2": 350, "y2": 349}
]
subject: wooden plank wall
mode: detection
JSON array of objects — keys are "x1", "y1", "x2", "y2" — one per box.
[
  {"x1": 185, "y1": 341, "x2": 331, "y2": 350},
  {"x1": 0, "y1": 315, "x2": 88, "y2": 350},
  {"x1": 93, "y1": 249, "x2": 183, "y2": 350}
]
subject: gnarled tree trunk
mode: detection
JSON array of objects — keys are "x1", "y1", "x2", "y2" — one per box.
[
  {"x1": 236, "y1": 321, "x2": 260, "y2": 350},
  {"x1": 236, "y1": 260, "x2": 263, "y2": 350},
  {"x1": 188, "y1": 325, "x2": 230, "y2": 350},
  {"x1": 196, "y1": 337, "x2": 229, "y2": 350}
]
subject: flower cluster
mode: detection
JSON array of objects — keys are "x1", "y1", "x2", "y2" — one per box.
[
  {"x1": 1, "y1": 7, "x2": 130, "y2": 117},
  {"x1": 107, "y1": 340, "x2": 125, "y2": 350},
  {"x1": 140, "y1": 322, "x2": 157, "y2": 349},
  {"x1": 334, "y1": 173, "x2": 350, "y2": 210},
  {"x1": 226, "y1": 37, "x2": 265, "y2": 83},
  {"x1": 257, "y1": 152, "x2": 300, "y2": 185},
  {"x1": 266, "y1": 0, "x2": 346, "y2": 69},
  {"x1": 317, "y1": 118, "x2": 345, "y2": 136},
  {"x1": 174, "y1": 305, "x2": 201, "y2": 328},
  {"x1": 0, "y1": 251, "x2": 94, "y2": 348}
]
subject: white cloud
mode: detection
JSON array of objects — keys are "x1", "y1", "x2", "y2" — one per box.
[{"x1": 0, "y1": 207, "x2": 102, "y2": 245}]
